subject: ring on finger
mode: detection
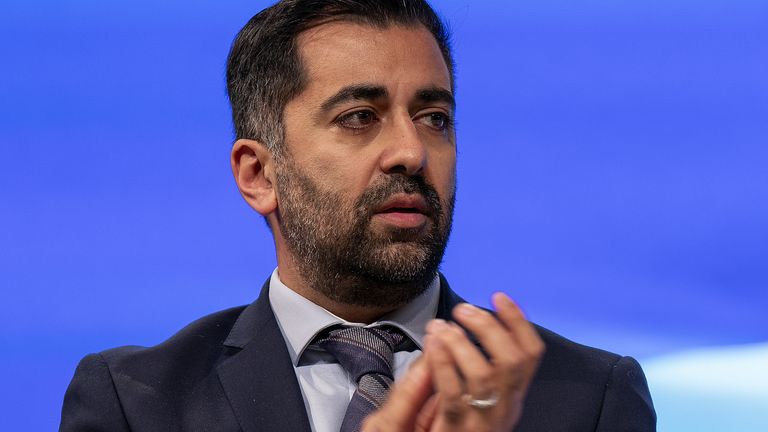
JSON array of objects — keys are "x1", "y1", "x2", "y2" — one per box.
[{"x1": 461, "y1": 392, "x2": 499, "y2": 409}]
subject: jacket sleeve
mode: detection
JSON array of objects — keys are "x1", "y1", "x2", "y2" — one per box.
[
  {"x1": 595, "y1": 356, "x2": 657, "y2": 432},
  {"x1": 60, "y1": 353, "x2": 131, "y2": 432}
]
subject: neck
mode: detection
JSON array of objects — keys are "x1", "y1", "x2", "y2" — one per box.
[{"x1": 273, "y1": 235, "x2": 432, "y2": 323}]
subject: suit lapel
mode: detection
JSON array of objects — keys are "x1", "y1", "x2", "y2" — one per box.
[
  {"x1": 435, "y1": 273, "x2": 466, "y2": 320},
  {"x1": 217, "y1": 281, "x2": 312, "y2": 432}
]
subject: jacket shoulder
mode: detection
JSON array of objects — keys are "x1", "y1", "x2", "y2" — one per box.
[
  {"x1": 98, "y1": 305, "x2": 248, "y2": 389},
  {"x1": 519, "y1": 325, "x2": 656, "y2": 431},
  {"x1": 533, "y1": 324, "x2": 623, "y2": 382}
]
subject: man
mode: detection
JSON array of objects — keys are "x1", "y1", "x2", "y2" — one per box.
[{"x1": 61, "y1": 1, "x2": 656, "y2": 431}]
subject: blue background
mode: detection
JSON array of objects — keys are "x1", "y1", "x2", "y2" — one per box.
[{"x1": 1, "y1": 0, "x2": 766, "y2": 430}]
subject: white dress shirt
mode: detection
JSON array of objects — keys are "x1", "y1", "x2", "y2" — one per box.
[{"x1": 268, "y1": 269, "x2": 440, "y2": 432}]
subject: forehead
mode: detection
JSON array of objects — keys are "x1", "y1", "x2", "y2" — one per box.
[{"x1": 295, "y1": 21, "x2": 451, "y2": 99}]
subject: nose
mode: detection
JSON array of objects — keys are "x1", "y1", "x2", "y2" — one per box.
[{"x1": 378, "y1": 114, "x2": 427, "y2": 176}]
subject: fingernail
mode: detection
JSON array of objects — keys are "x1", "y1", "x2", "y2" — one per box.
[
  {"x1": 426, "y1": 319, "x2": 449, "y2": 333},
  {"x1": 456, "y1": 303, "x2": 479, "y2": 316},
  {"x1": 492, "y1": 292, "x2": 514, "y2": 307}
]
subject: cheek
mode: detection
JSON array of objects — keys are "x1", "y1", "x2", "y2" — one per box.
[
  {"x1": 431, "y1": 150, "x2": 457, "y2": 198},
  {"x1": 304, "y1": 152, "x2": 377, "y2": 199}
]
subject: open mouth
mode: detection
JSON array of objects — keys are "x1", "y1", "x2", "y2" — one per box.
[{"x1": 379, "y1": 207, "x2": 423, "y2": 214}]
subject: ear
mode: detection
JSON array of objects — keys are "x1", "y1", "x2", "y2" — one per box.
[{"x1": 231, "y1": 139, "x2": 278, "y2": 216}]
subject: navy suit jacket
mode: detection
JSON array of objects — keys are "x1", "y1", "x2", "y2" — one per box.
[{"x1": 60, "y1": 277, "x2": 656, "y2": 431}]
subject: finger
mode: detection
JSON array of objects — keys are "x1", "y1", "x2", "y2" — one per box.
[
  {"x1": 451, "y1": 301, "x2": 544, "y2": 396},
  {"x1": 427, "y1": 319, "x2": 495, "y2": 401},
  {"x1": 425, "y1": 332, "x2": 466, "y2": 425},
  {"x1": 452, "y1": 303, "x2": 521, "y2": 366},
  {"x1": 492, "y1": 293, "x2": 545, "y2": 359},
  {"x1": 415, "y1": 394, "x2": 440, "y2": 432},
  {"x1": 364, "y1": 355, "x2": 433, "y2": 431}
]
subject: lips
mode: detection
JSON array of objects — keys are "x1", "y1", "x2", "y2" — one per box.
[
  {"x1": 371, "y1": 194, "x2": 431, "y2": 229},
  {"x1": 374, "y1": 194, "x2": 430, "y2": 216}
]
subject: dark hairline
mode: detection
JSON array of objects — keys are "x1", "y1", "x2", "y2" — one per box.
[{"x1": 226, "y1": 1, "x2": 455, "y2": 153}]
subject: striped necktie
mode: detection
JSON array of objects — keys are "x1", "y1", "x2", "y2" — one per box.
[{"x1": 314, "y1": 325, "x2": 408, "y2": 432}]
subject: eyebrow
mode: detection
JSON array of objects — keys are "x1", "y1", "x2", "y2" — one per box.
[
  {"x1": 416, "y1": 86, "x2": 455, "y2": 111},
  {"x1": 319, "y1": 84, "x2": 389, "y2": 113},
  {"x1": 316, "y1": 83, "x2": 456, "y2": 119}
]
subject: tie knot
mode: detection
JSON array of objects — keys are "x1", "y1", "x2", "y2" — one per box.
[{"x1": 314, "y1": 326, "x2": 406, "y2": 382}]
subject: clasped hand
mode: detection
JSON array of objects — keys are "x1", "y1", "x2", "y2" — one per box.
[{"x1": 362, "y1": 293, "x2": 545, "y2": 432}]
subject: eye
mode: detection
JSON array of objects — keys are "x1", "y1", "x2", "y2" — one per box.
[
  {"x1": 336, "y1": 110, "x2": 379, "y2": 130},
  {"x1": 417, "y1": 111, "x2": 453, "y2": 132}
]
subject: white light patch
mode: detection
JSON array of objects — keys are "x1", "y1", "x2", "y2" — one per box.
[{"x1": 642, "y1": 343, "x2": 768, "y2": 431}]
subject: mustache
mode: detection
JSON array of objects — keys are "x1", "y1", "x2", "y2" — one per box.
[{"x1": 355, "y1": 175, "x2": 443, "y2": 218}]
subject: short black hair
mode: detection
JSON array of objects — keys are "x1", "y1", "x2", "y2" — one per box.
[{"x1": 226, "y1": 0, "x2": 454, "y2": 155}]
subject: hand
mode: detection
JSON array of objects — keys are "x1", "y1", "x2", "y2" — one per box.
[{"x1": 362, "y1": 293, "x2": 545, "y2": 431}]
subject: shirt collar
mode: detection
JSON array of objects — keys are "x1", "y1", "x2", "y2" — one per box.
[{"x1": 268, "y1": 268, "x2": 440, "y2": 366}]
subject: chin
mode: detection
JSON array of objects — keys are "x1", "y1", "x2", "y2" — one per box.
[
  {"x1": 369, "y1": 216, "x2": 434, "y2": 236},
  {"x1": 367, "y1": 242, "x2": 429, "y2": 265}
]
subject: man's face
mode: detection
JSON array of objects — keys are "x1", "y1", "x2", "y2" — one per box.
[{"x1": 275, "y1": 22, "x2": 456, "y2": 307}]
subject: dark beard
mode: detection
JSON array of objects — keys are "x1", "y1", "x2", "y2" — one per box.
[{"x1": 274, "y1": 157, "x2": 454, "y2": 310}]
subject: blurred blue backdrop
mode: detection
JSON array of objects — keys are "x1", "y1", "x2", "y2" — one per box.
[{"x1": 1, "y1": 0, "x2": 766, "y2": 430}]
